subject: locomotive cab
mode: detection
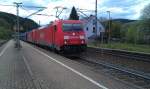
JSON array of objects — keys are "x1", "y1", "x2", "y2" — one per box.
[{"x1": 61, "y1": 20, "x2": 87, "y2": 53}]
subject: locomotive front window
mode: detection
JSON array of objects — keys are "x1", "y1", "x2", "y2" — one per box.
[{"x1": 63, "y1": 23, "x2": 83, "y2": 31}]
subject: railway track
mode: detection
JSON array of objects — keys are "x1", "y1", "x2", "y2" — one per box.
[
  {"x1": 88, "y1": 47, "x2": 150, "y2": 62},
  {"x1": 26, "y1": 42, "x2": 150, "y2": 89},
  {"x1": 67, "y1": 56, "x2": 150, "y2": 89},
  {"x1": 76, "y1": 47, "x2": 150, "y2": 89}
]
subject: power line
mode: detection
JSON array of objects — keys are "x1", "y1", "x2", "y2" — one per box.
[
  {"x1": 25, "y1": 8, "x2": 45, "y2": 18},
  {"x1": 36, "y1": 14, "x2": 54, "y2": 17},
  {"x1": 0, "y1": 3, "x2": 47, "y2": 48},
  {"x1": 78, "y1": 9, "x2": 95, "y2": 12},
  {"x1": 0, "y1": 3, "x2": 47, "y2": 16},
  {"x1": 0, "y1": 4, "x2": 14, "y2": 6},
  {"x1": 20, "y1": 6, "x2": 31, "y2": 12},
  {"x1": 22, "y1": 5, "x2": 46, "y2": 9},
  {"x1": 54, "y1": 6, "x2": 67, "y2": 19},
  {"x1": 77, "y1": 9, "x2": 89, "y2": 18}
]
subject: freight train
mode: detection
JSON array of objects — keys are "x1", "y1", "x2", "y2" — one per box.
[{"x1": 20, "y1": 20, "x2": 87, "y2": 53}]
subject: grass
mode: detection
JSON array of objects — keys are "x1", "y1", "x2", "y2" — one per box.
[{"x1": 88, "y1": 41, "x2": 150, "y2": 54}]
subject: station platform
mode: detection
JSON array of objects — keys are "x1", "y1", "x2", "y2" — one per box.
[{"x1": 0, "y1": 40, "x2": 142, "y2": 89}]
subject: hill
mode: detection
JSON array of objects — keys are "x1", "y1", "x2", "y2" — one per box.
[
  {"x1": 111, "y1": 19, "x2": 136, "y2": 23},
  {"x1": 0, "y1": 11, "x2": 39, "y2": 32},
  {"x1": 0, "y1": 11, "x2": 39, "y2": 39},
  {"x1": 101, "y1": 18, "x2": 137, "y2": 28}
]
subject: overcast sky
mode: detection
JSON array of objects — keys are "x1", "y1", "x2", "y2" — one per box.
[{"x1": 0, "y1": 0, "x2": 149, "y2": 25}]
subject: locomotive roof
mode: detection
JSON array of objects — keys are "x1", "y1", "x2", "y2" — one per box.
[
  {"x1": 37, "y1": 25, "x2": 49, "y2": 30},
  {"x1": 29, "y1": 20, "x2": 83, "y2": 31},
  {"x1": 54, "y1": 19, "x2": 83, "y2": 24}
]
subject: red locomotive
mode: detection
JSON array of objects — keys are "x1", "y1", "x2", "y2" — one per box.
[{"x1": 26, "y1": 20, "x2": 87, "y2": 53}]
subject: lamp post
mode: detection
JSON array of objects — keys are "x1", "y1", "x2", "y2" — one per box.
[
  {"x1": 107, "y1": 11, "x2": 111, "y2": 43},
  {"x1": 95, "y1": 0, "x2": 98, "y2": 37}
]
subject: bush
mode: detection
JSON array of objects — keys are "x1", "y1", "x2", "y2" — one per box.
[{"x1": 0, "y1": 27, "x2": 12, "y2": 39}]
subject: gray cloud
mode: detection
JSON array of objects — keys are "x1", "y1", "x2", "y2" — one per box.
[
  {"x1": 0, "y1": 0, "x2": 148, "y2": 24},
  {"x1": 101, "y1": 0, "x2": 140, "y2": 8},
  {"x1": 98, "y1": 0, "x2": 149, "y2": 19}
]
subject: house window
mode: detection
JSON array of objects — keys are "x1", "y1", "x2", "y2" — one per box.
[
  {"x1": 99, "y1": 27, "x2": 101, "y2": 30},
  {"x1": 86, "y1": 27, "x2": 88, "y2": 31},
  {"x1": 93, "y1": 27, "x2": 95, "y2": 33},
  {"x1": 93, "y1": 20, "x2": 96, "y2": 25},
  {"x1": 54, "y1": 25, "x2": 57, "y2": 32}
]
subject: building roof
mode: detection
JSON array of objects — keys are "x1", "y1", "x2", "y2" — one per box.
[{"x1": 80, "y1": 15, "x2": 103, "y2": 25}]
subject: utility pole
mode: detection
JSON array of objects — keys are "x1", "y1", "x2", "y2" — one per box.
[
  {"x1": 107, "y1": 11, "x2": 111, "y2": 43},
  {"x1": 14, "y1": 2, "x2": 22, "y2": 48},
  {"x1": 39, "y1": 20, "x2": 41, "y2": 26},
  {"x1": 95, "y1": 0, "x2": 98, "y2": 37}
]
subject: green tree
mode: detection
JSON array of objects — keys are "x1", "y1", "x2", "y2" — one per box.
[
  {"x1": 140, "y1": 3, "x2": 150, "y2": 44},
  {"x1": 141, "y1": 3, "x2": 150, "y2": 19},
  {"x1": 126, "y1": 26, "x2": 137, "y2": 43},
  {"x1": 111, "y1": 21, "x2": 122, "y2": 39},
  {"x1": 0, "y1": 18, "x2": 11, "y2": 29},
  {"x1": 69, "y1": 6, "x2": 79, "y2": 20},
  {"x1": 0, "y1": 12, "x2": 38, "y2": 32},
  {"x1": 140, "y1": 3, "x2": 150, "y2": 30},
  {"x1": 0, "y1": 27, "x2": 12, "y2": 39},
  {"x1": 122, "y1": 21, "x2": 150, "y2": 44},
  {"x1": 22, "y1": 18, "x2": 39, "y2": 32},
  {"x1": 0, "y1": 18, "x2": 12, "y2": 39}
]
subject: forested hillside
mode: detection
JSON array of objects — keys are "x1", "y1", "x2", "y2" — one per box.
[{"x1": 0, "y1": 11, "x2": 39, "y2": 39}]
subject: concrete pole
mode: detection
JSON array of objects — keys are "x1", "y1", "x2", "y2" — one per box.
[
  {"x1": 107, "y1": 11, "x2": 111, "y2": 43},
  {"x1": 14, "y1": 2, "x2": 22, "y2": 48},
  {"x1": 39, "y1": 20, "x2": 41, "y2": 26},
  {"x1": 95, "y1": 0, "x2": 98, "y2": 37}
]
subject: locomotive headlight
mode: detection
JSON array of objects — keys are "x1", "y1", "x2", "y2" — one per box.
[
  {"x1": 64, "y1": 40, "x2": 67, "y2": 44},
  {"x1": 64, "y1": 36, "x2": 69, "y2": 39},
  {"x1": 80, "y1": 35, "x2": 85, "y2": 39},
  {"x1": 81, "y1": 40, "x2": 84, "y2": 44}
]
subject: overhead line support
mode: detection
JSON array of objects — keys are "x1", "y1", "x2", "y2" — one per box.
[{"x1": 13, "y1": 2, "x2": 22, "y2": 49}]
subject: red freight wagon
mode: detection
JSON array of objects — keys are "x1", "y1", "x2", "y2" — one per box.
[
  {"x1": 27, "y1": 31, "x2": 33, "y2": 43},
  {"x1": 32, "y1": 29, "x2": 37, "y2": 43}
]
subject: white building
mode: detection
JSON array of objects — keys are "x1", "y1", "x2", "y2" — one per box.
[{"x1": 81, "y1": 15, "x2": 105, "y2": 40}]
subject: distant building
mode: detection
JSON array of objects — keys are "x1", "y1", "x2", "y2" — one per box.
[{"x1": 81, "y1": 15, "x2": 105, "y2": 40}]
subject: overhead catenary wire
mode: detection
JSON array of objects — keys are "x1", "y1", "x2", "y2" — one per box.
[
  {"x1": 54, "y1": 6, "x2": 67, "y2": 19},
  {"x1": 36, "y1": 14, "x2": 54, "y2": 17},
  {"x1": 20, "y1": 6, "x2": 31, "y2": 13},
  {"x1": 25, "y1": 8, "x2": 46, "y2": 18},
  {"x1": 0, "y1": 4, "x2": 14, "y2": 7},
  {"x1": 0, "y1": 2, "x2": 48, "y2": 48},
  {"x1": 21, "y1": 5, "x2": 46, "y2": 9},
  {"x1": 0, "y1": 3, "x2": 47, "y2": 18}
]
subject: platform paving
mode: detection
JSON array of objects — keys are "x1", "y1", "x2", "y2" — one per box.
[
  {"x1": 0, "y1": 40, "x2": 143, "y2": 89},
  {"x1": 0, "y1": 40, "x2": 37, "y2": 89}
]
